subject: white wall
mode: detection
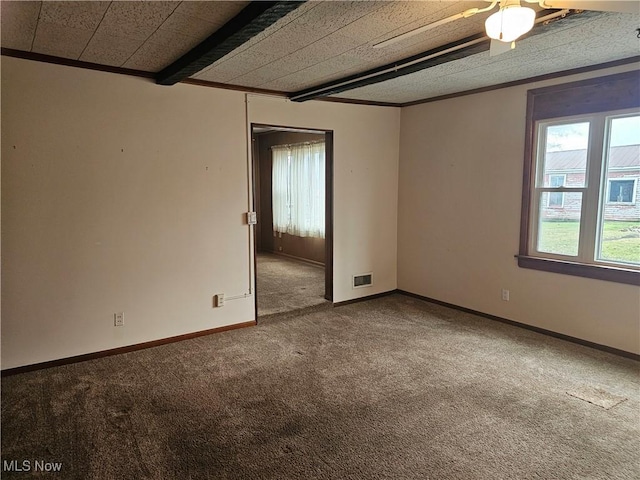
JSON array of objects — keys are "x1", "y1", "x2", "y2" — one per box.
[
  {"x1": 6, "y1": 52, "x2": 633, "y2": 366},
  {"x1": 2, "y1": 57, "x2": 257, "y2": 369},
  {"x1": 1, "y1": 57, "x2": 400, "y2": 369},
  {"x1": 398, "y1": 63, "x2": 640, "y2": 354},
  {"x1": 248, "y1": 96, "x2": 400, "y2": 303}
]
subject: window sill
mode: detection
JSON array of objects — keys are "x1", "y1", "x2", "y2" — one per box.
[{"x1": 516, "y1": 255, "x2": 640, "y2": 286}]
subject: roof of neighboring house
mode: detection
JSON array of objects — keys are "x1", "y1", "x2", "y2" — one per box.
[{"x1": 546, "y1": 145, "x2": 640, "y2": 171}]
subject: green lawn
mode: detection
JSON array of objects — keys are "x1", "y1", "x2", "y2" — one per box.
[{"x1": 538, "y1": 220, "x2": 640, "y2": 264}]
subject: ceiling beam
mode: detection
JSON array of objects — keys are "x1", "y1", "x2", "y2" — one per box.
[
  {"x1": 289, "y1": 9, "x2": 601, "y2": 102},
  {"x1": 156, "y1": 1, "x2": 305, "y2": 86}
]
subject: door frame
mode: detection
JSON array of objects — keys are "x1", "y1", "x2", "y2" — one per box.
[{"x1": 250, "y1": 123, "x2": 334, "y2": 320}]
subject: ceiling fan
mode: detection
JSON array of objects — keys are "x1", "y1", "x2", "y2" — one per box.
[{"x1": 373, "y1": 0, "x2": 639, "y2": 56}]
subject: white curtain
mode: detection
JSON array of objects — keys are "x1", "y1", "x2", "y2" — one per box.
[
  {"x1": 271, "y1": 142, "x2": 325, "y2": 238},
  {"x1": 272, "y1": 145, "x2": 290, "y2": 234}
]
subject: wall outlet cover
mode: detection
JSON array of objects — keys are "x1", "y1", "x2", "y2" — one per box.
[{"x1": 214, "y1": 294, "x2": 225, "y2": 307}]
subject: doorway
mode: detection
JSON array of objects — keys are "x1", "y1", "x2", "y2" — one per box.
[{"x1": 251, "y1": 124, "x2": 333, "y2": 319}]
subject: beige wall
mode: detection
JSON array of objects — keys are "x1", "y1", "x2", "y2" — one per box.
[
  {"x1": 1, "y1": 57, "x2": 400, "y2": 368},
  {"x1": 2, "y1": 57, "x2": 257, "y2": 369},
  {"x1": 249, "y1": 96, "x2": 401, "y2": 302},
  {"x1": 398, "y1": 63, "x2": 640, "y2": 354},
  {"x1": 6, "y1": 52, "x2": 632, "y2": 367}
]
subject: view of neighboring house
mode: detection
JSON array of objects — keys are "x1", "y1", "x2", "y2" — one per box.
[{"x1": 542, "y1": 144, "x2": 640, "y2": 221}]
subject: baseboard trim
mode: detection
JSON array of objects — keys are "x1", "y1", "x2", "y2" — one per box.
[
  {"x1": 5, "y1": 292, "x2": 635, "y2": 375},
  {"x1": 1, "y1": 320, "x2": 256, "y2": 377},
  {"x1": 397, "y1": 290, "x2": 639, "y2": 361},
  {"x1": 333, "y1": 290, "x2": 398, "y2": 307}
]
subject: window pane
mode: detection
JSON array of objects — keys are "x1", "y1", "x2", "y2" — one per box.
[
  {"x1": 537, "y1": 193, "x2": 582, "y2": 256},
  {"x1": 608, "y1": 179, "x2": 635, "y2": 203},
  {"x1": 541, "y1": 122, "x2": 589, "y2": 188},
  {"x1": 548, "y1": 192, "x2": 564, "y2": 207},
  {"x1": 547, "y1": 174, "x2": 566, "y2": 207},
  {"x1": 598, "y1": 115, "x2": 640, "y2": 265},
  {"x1": 599, "y1": 220, "x2": 640, "y2": 265}
]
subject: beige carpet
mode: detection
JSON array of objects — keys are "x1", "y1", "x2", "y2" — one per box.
[
  {"x1": 2, "y1": 294, "x2": 639, "y2": 479},
  {"x1": 256, "y1": 252, "x2": 327, "y2": 317}
]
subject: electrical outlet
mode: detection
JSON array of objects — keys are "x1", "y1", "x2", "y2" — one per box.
[
  {"x1": 501, "y1": 289, "x2": 510, "y2": 301},
  {"x1": 214, "y1": 293, "x2": 225, "y2": 307},
  {"x1": 114, "y1": 312, "x2": 124, "y2": 326}
]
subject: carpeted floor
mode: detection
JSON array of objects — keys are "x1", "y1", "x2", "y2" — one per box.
[
  {"x1": 2, "y1": 294, "x2": 639, "y2": 479},
  {"x1": 256, "y1": 253, "x2": 327, "y2": 317}
]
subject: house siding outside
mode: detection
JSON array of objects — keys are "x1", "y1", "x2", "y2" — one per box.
[{"x1": 541, "y1": 145, "x2": 640, "y2": 222}]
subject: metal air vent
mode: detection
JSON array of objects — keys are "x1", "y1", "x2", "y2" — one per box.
[{"x1": 353, "y1": 273, "x2": 373, "y2": 289}]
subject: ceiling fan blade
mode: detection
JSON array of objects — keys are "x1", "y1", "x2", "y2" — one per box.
[
  {"x1": 542, "y1": 1, "x2": 640, "y2": 14},
  {"x1": 489, "y1": 39, "x2": 516, "y2": 56},
  {"x1": 373, "y1": 12, "x2": 466, "y2": 49}
]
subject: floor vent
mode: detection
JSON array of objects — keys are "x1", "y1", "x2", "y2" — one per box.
[
  {"x1": 566, "y1": 386, "x2": 628, "y2": 409},
  {"x1": 353, "y1": 273, "x2": 373, "y2": 289}
]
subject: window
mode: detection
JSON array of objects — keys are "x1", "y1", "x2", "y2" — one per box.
[
  {"x1": 547, "y1": 174, "x2": 566, "y2": 207},
  {"x1": 519, "y1": 71, "x2": 640, "y2": 285},
  {"x1": 607, "y1": 179, "x2": 636, "y2": 204},
  {"x1": 272, "y1": 142, "x2": 325, "y2": 238}
]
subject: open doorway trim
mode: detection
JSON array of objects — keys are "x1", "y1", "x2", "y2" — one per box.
[{"x1": 250, "y1": 123, "x2": 334, "y2": 320}]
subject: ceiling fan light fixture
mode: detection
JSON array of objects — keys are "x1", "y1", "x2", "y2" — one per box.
[{"x1": 485, "y1": 1, "x2": 536, "y2": 43}]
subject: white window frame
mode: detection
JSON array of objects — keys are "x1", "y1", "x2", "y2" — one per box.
[
  {"x1": 529, "y1": 115, "x2": 598, "y2": 264},
  {"x1": 518, "y1": 71, "x2": 639, "y2": 286},
  {"x1": 529, "y1": 109, "x2": 638, "y2": 269}
]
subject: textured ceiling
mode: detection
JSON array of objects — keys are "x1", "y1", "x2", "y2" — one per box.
[
  {"x1": 192, "y1": 1, "x2": 491, "y2": 90},
  {"x1": 332, "y1": 10, "x2": 640, "y2": 103},
  {"x1": 1, "y1": 1, "x2": 638, "y2": 105},
  {"x1": 0, "y1": 1, "x2": 248, "y2": 70}
]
